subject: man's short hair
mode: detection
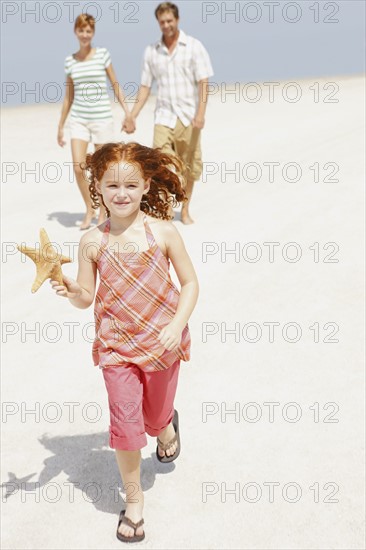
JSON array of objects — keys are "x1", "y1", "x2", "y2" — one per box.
[{"x1": 155, "y1": 2, "x2": 179, "y2": 20}]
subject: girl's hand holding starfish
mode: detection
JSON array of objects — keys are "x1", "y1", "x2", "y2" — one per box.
[{"x1": 50, "y1": 275, "x2": 82, "y2": 299}]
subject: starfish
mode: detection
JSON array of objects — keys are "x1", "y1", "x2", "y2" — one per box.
[{"x1": 17, "y1": 228, "x2": 72, "y2": 293}]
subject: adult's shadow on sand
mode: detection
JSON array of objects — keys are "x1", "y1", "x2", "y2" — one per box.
[
  {"x1": 1, "y1": 432, "x2": 175, "y2": 514},
  {"x1": 47, "y1": 211, "x2": 90, "y2": 228},
  {"x1": 47, "y1": 209, "x2": 184, "y2": 228}
]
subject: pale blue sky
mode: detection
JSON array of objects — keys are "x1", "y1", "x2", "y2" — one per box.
[{"x1": 1, "y1": 0, "x2": 365, "y2": 106}]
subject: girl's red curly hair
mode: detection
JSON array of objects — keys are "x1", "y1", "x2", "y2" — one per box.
[{"x1": 82, "y1": 142, "x2": 187, "y2": 220}]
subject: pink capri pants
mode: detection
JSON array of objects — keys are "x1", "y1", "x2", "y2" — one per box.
[{"x1": 102, "y1": 359, "x2": 180, "y2": 451}]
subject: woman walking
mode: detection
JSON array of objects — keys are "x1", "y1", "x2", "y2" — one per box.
[{"x1": 57, "y1": 13, "x2": 135, "y2": 229}]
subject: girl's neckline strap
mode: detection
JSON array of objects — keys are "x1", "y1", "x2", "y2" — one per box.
[{"x1": 100, "y1": 214, "x2": 155, "y2": 249}]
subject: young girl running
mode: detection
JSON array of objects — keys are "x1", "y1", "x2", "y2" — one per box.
[{"x1": 50, "y1": 142, "x2": 199, "y2": 543}]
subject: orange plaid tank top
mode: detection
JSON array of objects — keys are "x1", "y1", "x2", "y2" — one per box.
[{"x1": 92, "y1": 214, "x2": 191, "y2": 372}]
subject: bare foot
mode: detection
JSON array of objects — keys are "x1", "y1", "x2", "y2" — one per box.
[
  {"x1": 118, "y1": 492, "x2": 144, "y2": 539},
  {"x1": 79, "y1": 209, "x2": 96, "y2": 231},
  {"x1": 157, "y1": 421, "x2": 178, "y2": 458},
  {"x1": 181, "y1": 207, "x2": 194, "y2": 225}
]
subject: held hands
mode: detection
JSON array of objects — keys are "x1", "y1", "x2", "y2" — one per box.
[
  {"x1": 57, "y1": 127, "x2": 66, "y2": 147},
  {"x1": 50, "y1": 275, "x2": 82, "y2": 299},
  {"x1": 122, "y1": 114, "x2": 136, "y2": 134},
  {"x1": 158, "y1": 321, "x2": 184, "y2": 352}
]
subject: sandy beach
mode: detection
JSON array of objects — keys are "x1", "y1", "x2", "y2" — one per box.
[{"x1": 1, "y1": 75, "x2": 365, "y2": 549}]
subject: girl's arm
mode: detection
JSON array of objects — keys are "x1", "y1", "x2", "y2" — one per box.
[
  {"x1": 158, "y1": 223, "x2": 199, "y2": 350},
  {"x1": 105, "y1": 63, "x2": 135, "y2": 132},
  {"x1": 50, "y1": 232, "x2": 97, "y2": 309},
  {"x1": 57, "y1": 76, "x2": 74, "y2": 147}
]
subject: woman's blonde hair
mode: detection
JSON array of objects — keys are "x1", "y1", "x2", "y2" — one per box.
[{"x1": 74, "y1": 13, "x2": 95, "y2": 32}]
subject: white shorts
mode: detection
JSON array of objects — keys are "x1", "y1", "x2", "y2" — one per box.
[{"x1": 69, "y1": 118, "x2": 115, "y2": 144}]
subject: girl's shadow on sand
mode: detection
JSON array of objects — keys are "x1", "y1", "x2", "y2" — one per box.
[{"x1": 1, "y1": 432, "x2": 175, "y2": 514}]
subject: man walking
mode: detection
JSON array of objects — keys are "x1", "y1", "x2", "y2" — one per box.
[{"x1": 124, "y1": 2, "x2": 213, "y2": 224}]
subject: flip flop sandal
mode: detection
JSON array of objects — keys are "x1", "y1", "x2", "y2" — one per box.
[
  {"x1": 156, "y1": 409, "x2": 181, "y2": 463},
  {"x1": 116, "y1": 510, "x2": 145, "y2": 543}
]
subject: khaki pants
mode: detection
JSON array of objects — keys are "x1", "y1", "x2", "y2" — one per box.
[{"x1": 153, "y1": 119, "x2": 203, "y2": 181}]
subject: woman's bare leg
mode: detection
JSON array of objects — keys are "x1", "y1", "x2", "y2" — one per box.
[
  {"x1": 181, "y1": 177, "x2": 194, "y2": 224},
  {"x1": 115, "y1": 449, "x2": 145, "y2": 539},
  {"x1": 94, "y1": 143, "x2": 107, "y2": 225},
  {"x1": 71, "y1": 139, "x2": 96, "y2": 230}
]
